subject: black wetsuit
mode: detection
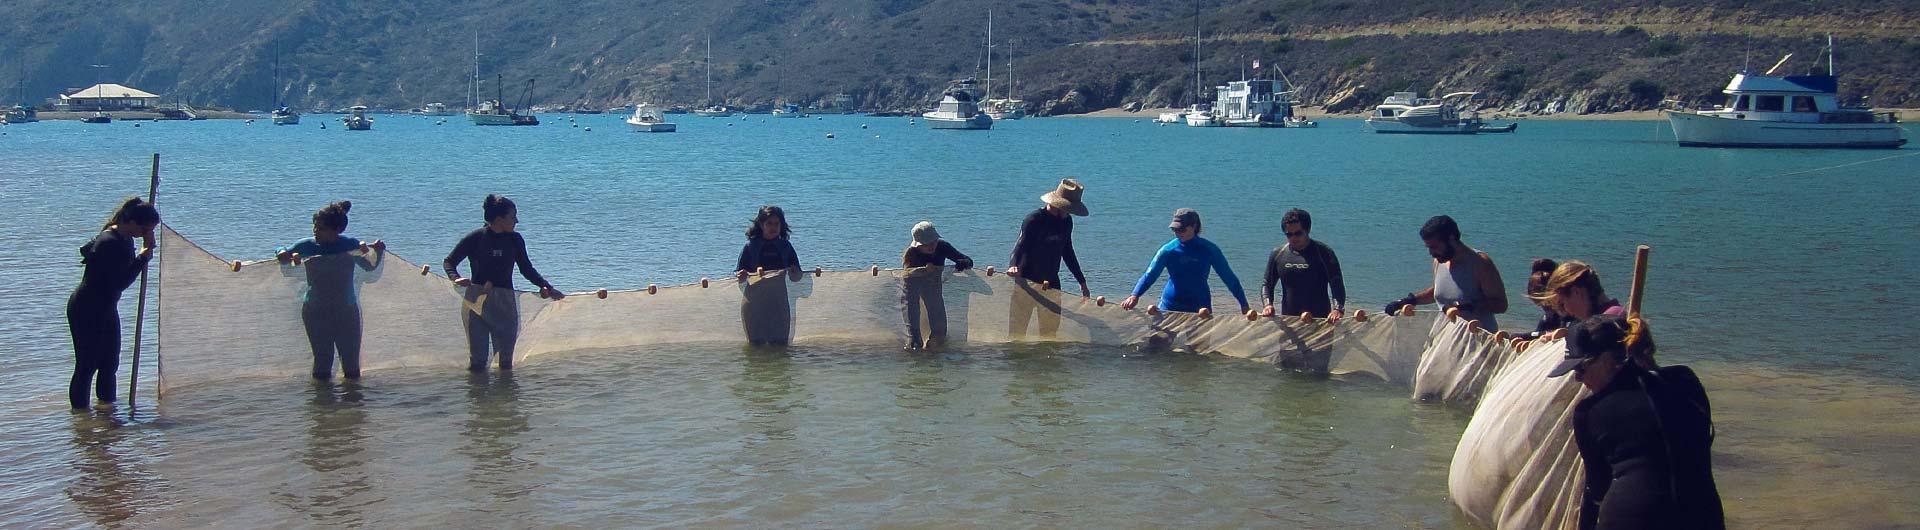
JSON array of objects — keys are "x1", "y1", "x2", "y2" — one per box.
[
  {"x1": 1261, "y1": 239, "x2": 1346, "y2": 318},
  {"x1": 66, "y1": 230, "x2": 150, "y2": 409},
  {"x1": 1574, "y1": 367, "x2": 1725, "y2": 530},
  {"x1": 1007, "y1": 208, "x2": 1085, "y2": 290},
  {"x1": 901, "y1": 241, "x2": 973, "y2": 348},
  {"x1": 443, "y1": 228, "x2": 552, "y2": 370},
  {"x1": 737, "y1": 236, "x2": 801, "y2": 345}
]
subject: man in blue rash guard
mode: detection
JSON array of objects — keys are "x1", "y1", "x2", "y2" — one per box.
[{"x1": 1121, "y1": 208, "x2": 1252, "y2": 316}]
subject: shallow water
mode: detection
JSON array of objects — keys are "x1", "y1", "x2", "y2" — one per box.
[{"x1": 2, "y1": 115, "x2": 1917, "y2": 527}]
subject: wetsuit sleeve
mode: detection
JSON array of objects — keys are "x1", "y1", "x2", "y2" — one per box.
[
  {"x1": 512, "y1": 233, "x2": 552, "y2": 289},
  {"x1": 782, "y1": 240, "x2": 800, "y2": 271},
  {"x1": 443, "y1": 231, "x2": 474, "y2": 281},
  {"x1": 1320, "y1": 244, "x2": 1346, "y2": 311},
  {"x1": 1062, "y1": 231, "x2": 1087, "y2": 288},
  {"x1": 114, "y1": 240, "x2": 152, "y2": 292},
  {"x1": 1209, "y1": 242, "x2": 1250, "y2": 310},
  {"x1": 1008, "y1": 211, "x2": 1039, "y2": 268},
  {"x1": 1262, "y1": 248, "x2": 1281, "y2": 307},
  {"x1": 942, "y1": 241, "x2": 973, "y2": 271},
  {"x1": 1131, "y1": 248, "x2": 1169, "y2": 298}
]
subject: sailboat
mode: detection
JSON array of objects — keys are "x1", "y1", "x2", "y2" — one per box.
[
  {"x1": 692, "y1": 36, "x2": 732, "y2": 117},
  {"x1": 981, "y1": 11, "x2": 1025, "y2": 120},
  {"x1": 5, "y1": 70, "x2": 37, "y2": 124},
  {"x1": 467, "y1": 36, "x2": 539, "y2": 126},
  {"x1": 270, "y1": 43, "x2": 300, "y2": 125},
  {"x1": 1184, "y1": 1, "x2": 1220, "y2": 127}
]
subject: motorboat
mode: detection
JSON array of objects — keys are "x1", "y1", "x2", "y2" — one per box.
[
  {"x1": 1665, "y1": 42, "x2": 1904, "y2": 148},
  {"x1": 772, "y1": 103, "x2": 807, "y2": 118},
  {"x1": 342, "y1": 106, "x2": 373, "y2": 130},
  {"x1": 1365, "y1": 91, "x2": 1515, "y2": 134},
  {"x1": 469, "y1": 74, "x2": 539, "y2": 126},
  {"x1": 1184, "y1": 103, "x2": 1221, "y2": 127},
  {"x1": 5, "y1": 105, "x2": 38, "y2": 124},
  {"x1": 271, "y1": 106, "x2": 300, "y2": 125},
  {"x1": 1282, "y1": 115, "x2": 1318, "y2": 128},
  {"x1": 1213, "y1": 79, "x2": 1295, "y2": 127},
  {"x1": 417, "y1": 102, "x2": 452, "y2": 116},
  {"x1": 625, "y1": 103, "x2": 676, "y2": 132},
  {"x1": 81, "y1": 112, "x2": 112, "y2": 124},
  {"x1": 922, "y1": 78, "x2": 992, "y2": 130},
  {"x1": 983, "y1": 99, "x2": 1025, "y2": 120}
]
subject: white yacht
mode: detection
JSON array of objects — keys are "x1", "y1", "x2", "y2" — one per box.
[
  {"x1": 270, "y1": 106, "x2": 300, "y2": 125},
  {"x1": 1212, "y1": 79, "x2": 1298, "y2": 127},
  {"x1": 342, "y1": 106, "x2": 373, "y2": 130},
  {"x1": 625, "y1": 103, "x2": 676, "y2": 132},
  {"x1": 1154, "y1": 111, "x2": 1185, "y2": 124},
  {"x1": 1366, "y1": 91, "x2": 1515, "y2": 134},
  {"x1": 1666, "y1": 45, "x2": 1904, "y2": 148},
  {"x1": 418, "y1": 102, "x2": 452, "y2": 116},
  {"x1": 1184, "y1": 103, "x2": 1221, "y2": 127},
  {"x1": 923, "y1": 78, "x2": 992, "y2": 130},
  {"x1": 772, "y1": 103, "x2": 807, "y2": 118}
]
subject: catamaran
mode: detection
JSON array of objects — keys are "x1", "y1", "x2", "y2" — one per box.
[{"x1": 1665, "y1": 37, "x2": 1905, "y2": 148}]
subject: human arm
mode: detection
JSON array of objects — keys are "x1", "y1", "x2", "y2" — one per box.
[
  {"x1": 1385, "y1": 286, "x2": 1436, "y2": 316},
  {"x1": 354, "y1": 239, "x2": 384, "y2": 271},
  {"x1": 1208, "y1": 242, "x2": 1250, "y2": 313},
  {"x1": 1321, "y1": 244, "x2": 1347, "y2": 320},
  {"x1": 443, "y1": 231, "x2": 474, "y2": 286},
  {"x1": 1122, "y1": 248, "x2": 1169, "y2": 310},
  {"x1": 1261, "y1": 248, "x2": 1280, "y2": 312},
  {"x1": 942, "y1": 241, "x2": 973, "y2": 271},
  {"x1": 511, "y1": 233, "x2": 558, "y2": 297},
  {"x1": 1006, "y1": 211, "x2": 1038, "y2": 274},
  {"x1": 1472, "y1": 251, "x2": 1508, "y2": 314},
  {"x1": 1062, "y1": 232, "x2": 1089, "y2": 297}
]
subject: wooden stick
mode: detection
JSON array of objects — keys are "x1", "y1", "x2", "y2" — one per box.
[
  {"x1": 1625, "y1": 245, "x2": 1651, "y2": 317},
  {"x1": 128, "y1": 153, "x2": 159, "y2": 414}
]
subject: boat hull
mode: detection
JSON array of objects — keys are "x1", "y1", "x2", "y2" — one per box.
[
  {"x1": 692, "y1": 110, "x2": 732, "y2": 117},
  {"x1": 1184, "y1": 115, "x2": 1222, "y2": 127},
  {"x1": 1366, "y1": 117, "x2": 1479, "y2": 134},
  {"x1": 924, "y1": 114, "x2": 992, "y2": 130},
  {"x1": 469, "y1": 113, "x2": 538, "y2": 126},
  {"x1": 1666, "y1": 110, "x2": 1906, "y2": 148},
  {"x1": 626, "y1": 120, "x2": 676, "y2": 132},
  {"x1": 271, "y1": 114, "x2": 300, "y2": 125}
]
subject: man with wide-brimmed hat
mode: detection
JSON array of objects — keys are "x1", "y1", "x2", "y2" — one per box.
[{"x1": 1007, "y1": 178, "x2": 1090, "y2": 337}]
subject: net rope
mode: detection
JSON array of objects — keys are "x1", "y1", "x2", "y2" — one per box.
[{"x1": 155, "y1": 223, "x2": 1586, "y2": 529}]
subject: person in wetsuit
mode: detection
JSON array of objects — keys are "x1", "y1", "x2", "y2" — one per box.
[
  {"x1": 443, "y1": 195, "x2": 564, "y2": 372},
  {"x1": 276, "y1": 201, "x2": 384, "y2": 380},
  {"x1": 1384, "y1": 215, "x2": 1508, "y2": 331},
  {"x1": 67, "y1": 197, "x2": 159, "y2": 410},
  {"x1": 1260, "y1": 208, "x2": 1346, "y2": 321},
  {"x1": 1121, "y1": 208, "x2": 1251, "y2": 316},
  {"x1": 735, "y1": 205, "x2": 801, "y2": 345},
  {"x1": 900, "y1": 221, "x2": 973, "y2": 350},
  {"x1": 1007, "y1": 179, "x2": 1090, "y2": 337},
  {"x1": 1548, "y1": 315, "x2": 1725, "y2": 530}
]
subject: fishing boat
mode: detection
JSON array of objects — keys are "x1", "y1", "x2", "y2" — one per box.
[
  {"x1": 469, "y1": 75, "x2": 539, "y2": 126},
  {"x1": 342, "y1": 106, "x2": 373, "y2": 130},
  {"x1": 5, "y1": 105, "x2": 37, "y2": 124},
  {"x1": 625, "y1": 103, "x2": 676, "y2": 132},
  {"x1": 1665, "y1": 39, "x2": 1904, "y2": 148},
  {"x1": 1365, "y1": 91, "x2": 1515, "y2": 134},
  {"x1": 923, "y1": 78, "x2": 992, "y2": 130},
  {"x1": 81, "y1": 112, "x2": 112, "y2": 124}
]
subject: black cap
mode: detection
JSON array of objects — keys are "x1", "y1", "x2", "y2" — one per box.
[
  {"x1": 1547, "y1": 314, "x2": 1628, "y2": 378},
  {"x1": 1169, "y1": 208, "x2": 1200, "y2": 230}
]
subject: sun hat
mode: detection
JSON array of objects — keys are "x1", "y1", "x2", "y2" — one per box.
[
  {"x1": 1168, "y1": 208, "x2": 1200, "y2": 230},
  {"x1": 1547, "y1": 314, "x2": 1629, "y2": 377},
  {"x1": 910, "y1": 221, "x2": 940, "y2": 248},
  {"x1": 1040, "y1": 178, "x2": 1090, "y2": 216}
]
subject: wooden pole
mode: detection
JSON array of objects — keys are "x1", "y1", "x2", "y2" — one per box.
[
  {"x1": 127, "y1": 153, "x2": 159, "y2": 414},
  {"x1": 1625, "y1": 245, "x2": 1651, "y2": 317}
]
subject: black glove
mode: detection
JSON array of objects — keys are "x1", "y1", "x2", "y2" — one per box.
[
  {"x1": 953, "y1": 259, "x2": 973, "y2": 272},
  {"x1": 1450, "y1": 301, "x2": 1478, "y2": 314},
  {"x1": 1384, "y1": 294, "x2": 1418, "y2": 316}
]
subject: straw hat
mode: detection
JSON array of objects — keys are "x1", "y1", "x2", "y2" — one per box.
[
  {"x1": 1040, "y1": 178, "x2": 1089, "y2": 216},
  {"x1": 910, "y1": 221, "x2": 940, "y2": 248}
]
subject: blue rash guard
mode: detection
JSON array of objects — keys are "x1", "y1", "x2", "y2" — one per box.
[
  {"x1": 1129, "y1": 236, "x2": 1250, "y2": 313},
  {"x1": 277, "y1": 236, "x2": 373, "y2": 305}
]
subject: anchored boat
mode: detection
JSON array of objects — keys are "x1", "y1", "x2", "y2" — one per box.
[
  {"x1": 923, "y1": 78, "x2": 992, "y2": 130},
  {"x1": 625, "y1": 103, "x2": 676, "y2": 132},
  {"x1": 342, "y1": 106, "x2": 373, "y2": 130},
  {"x1": 1666, "y1": 40, "x2": 1904, "y2": 149},
  {"x1": 1366, "y1": 91, "x2": 1515, "y2": 134}
]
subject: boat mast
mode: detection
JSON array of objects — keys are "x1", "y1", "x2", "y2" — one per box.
[
  {"x1": 1194, "y1": 0, "x2": 1202, "y2": 106},
  {"x1": 471, "y1": 33, "x2": 481, "y2": 109},
  {"x1": 1827, "y1": 34, "x2": 1835, "y2": 75},
  {"x1": 985, "y1": 9, "x2": 994, "y2": 101},
  {"x1": 705, "y1": 36, "x2": 713, "y2": 107},
  {"x1": 271, "y1": 42, "x2": 279, "y2": 109}
]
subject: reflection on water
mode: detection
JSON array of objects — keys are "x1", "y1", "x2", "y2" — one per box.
[
  {"x1": 278, "y1": 381, "x2": 375, "y2": 527},
  {"x1": 460, "y1": 371, "x2": 533, "y2": 507},
  {"x1": 65, "y1": 413, "x2": 164, "y2": 526}
]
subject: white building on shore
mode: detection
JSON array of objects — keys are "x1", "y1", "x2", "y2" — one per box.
[{"x1": 58, "y1": 84, "x2": 161, "y2": 111}]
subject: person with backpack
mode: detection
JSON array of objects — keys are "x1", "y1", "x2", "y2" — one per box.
[{"x1": 1548, "y1": 314, "x2": 1725, "y2": 530}]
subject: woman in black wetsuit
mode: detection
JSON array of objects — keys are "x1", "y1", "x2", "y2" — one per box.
[
  {"x1": 735, "y1": 206, "x2": 801, "y2": 345},
  {"x1": 67, "y1": 197, "x2": 160, "y2": 410},
  {"x1": 1548, "y1": 315, "x2": 1724, "y2": 530},
  {"x1": 443, "y1": 195, "x2": 564, "y2": 372}
]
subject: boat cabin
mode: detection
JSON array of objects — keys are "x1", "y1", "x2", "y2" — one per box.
[{"x1": 1705, "y1": 74, "x2": 1890, "y2": 124}]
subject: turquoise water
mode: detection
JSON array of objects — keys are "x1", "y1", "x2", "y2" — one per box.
[{"x1": 2, "y1": 115, "x2": 1917, "y2": 527}]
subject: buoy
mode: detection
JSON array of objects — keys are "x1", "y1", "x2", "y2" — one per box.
[
  {"x1": 1400, "y1": 304, "x2": 1416, "y2": 316},
  {"x1": 869, "y1": 265, "x2": 880, "y2": 276},
  {"x1": 1146, "y1": 306, "x2": 1160, "y2": 316},
  {"x1": 1444, "y1": 306, "x2": 1460, "y2": 321},
  {"x1": 584, "y1": 127, "x2": 591, "y2": 132},
  {"x1": 420, "y1": 265, "x2": 430, "y2": 275},
  {"x1": 1040, "y1": 280, "x2": 1053, "y2": 290},
  {"x1": 1095, "y1": 296, "x2": 1106, "y2": 307},
  {"x1": 726, "y1": 123, "x2": 733, "y2": 127},
  {"x1": 861, "y1": 124, "x2": 868, "y2": 129},
  {"x1": 1299, "y1": 312, "x2": 1314, "y2": 324},
  {"x1": 1198, "y1": 307, "x2": 1212, "y2": 319},
  {"x1": 595, "y1": 288, "x2": 608, "y2": 299},
  {"x1": 701, "y1": 277, "x2": 710, "y2": 288},
  {"x1": 230, "y1": 260, "x2": 242, "y2": 272},
  {"x1": 825, "y1": 133, "x2": 834, "y2": 138},
  {"x1": 813, "y1": 267, "x2": 823, "y2": 277},
  {"x1": 647, "y1": 283, "x2": 658, "y2": 295},
  {"x1": 984, "y1": 266, "x2": 996, "y2": 276},
  {"x1": 1354, "y1": 310, "x2": 1369, "y2": 322},
  {"x1": 133, "y1": 123, "x2": 140, "y2": 127}
]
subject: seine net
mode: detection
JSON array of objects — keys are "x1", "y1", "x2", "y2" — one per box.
[{"x1": 155, "y1": 224, "x2": 1585, "y2": 529}]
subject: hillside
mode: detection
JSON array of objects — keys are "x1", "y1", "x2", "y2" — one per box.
[{"x1": 2, "y1": 1, "x2": 1916, "y2": 115}]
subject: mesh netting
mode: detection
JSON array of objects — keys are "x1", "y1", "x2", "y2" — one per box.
[{"x1": 155, "y1": 223, "x2": 1585, "y2": 529}]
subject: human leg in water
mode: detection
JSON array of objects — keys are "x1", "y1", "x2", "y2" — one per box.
[
  {"x1": 923, "y1": 282, "x2": 949, "y2": 349},
  {"x1": 66, "y1": 301, "x2": 119, "y2": 409}
]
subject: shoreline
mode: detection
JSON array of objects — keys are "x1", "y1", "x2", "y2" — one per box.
[
  {"x1": 1060, "y1": 106, "x2": 1920, "y2": 123},
  {"x1": 24, "y1": 110, "x2": 258, "y2": 121}
]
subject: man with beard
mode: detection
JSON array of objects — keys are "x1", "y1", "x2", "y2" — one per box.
[{"x1": 1383, "y1": 215, "x2": 1508, "y2": 332}]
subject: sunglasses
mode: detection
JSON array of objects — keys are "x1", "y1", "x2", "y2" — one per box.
[
  {"x1": 1171, "y1": 225, "x2": 1191, "y2": 232},
  {"x1": 1284, "y1": 230, "x2": 1305, "y2": 237}
]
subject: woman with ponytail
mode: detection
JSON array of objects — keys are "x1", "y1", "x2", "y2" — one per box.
[
  {"x1": 66, "y1": 197, "x2": 160, "y2": 409},
  {"x1": 443, "y1": 194, "x2": 563, "y2": 371},
  {"x1": 1548, "y1": 315, "x2": 1723, "y2": 530},
  {"x1": 275, "y1": 201, "x2": 384, "y2": 380}
]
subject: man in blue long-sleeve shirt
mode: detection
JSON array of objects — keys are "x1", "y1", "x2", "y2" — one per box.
[{"x1": 1122, "y1": 208, "x2": 1251, "y2": 315}]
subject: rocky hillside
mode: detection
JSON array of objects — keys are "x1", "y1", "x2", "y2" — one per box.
[{"x1": 2, "y1": 0, "x2": 1916, "y2": 115}]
